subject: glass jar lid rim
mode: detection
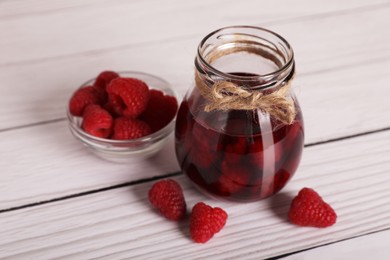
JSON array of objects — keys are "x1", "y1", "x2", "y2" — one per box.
[{"x1": 197, "y1": 25, "x2": 295, "y2": 81}]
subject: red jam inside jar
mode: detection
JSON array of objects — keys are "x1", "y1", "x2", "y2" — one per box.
[
  {"x1": 175, "y1": 91, "x2": 304, "y2": 201},
  {"x1": 175, "y1": 26, "x2": 304, "y2": 202}
]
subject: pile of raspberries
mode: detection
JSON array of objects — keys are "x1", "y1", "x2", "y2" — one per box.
[{"x1": 69, "y1": 71, "x2": 178, "y2": 140}]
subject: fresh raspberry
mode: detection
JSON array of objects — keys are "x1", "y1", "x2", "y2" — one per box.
[
  {"x1": 148, "y1": 179, "x2": 186, "y2": 221},
  {"x1": 104, "y1": 94, "x2": 126, "y2": 117},
  {"x1": 190, "y1": 202, "x2": 228, "y2": 243},
  {"x1": 140, "y1": 89, "x2": 178, "y2": 132},
  {"x1": 106, "y1": 77, "x2": 150, "y2": 118},
  {"x1": 288, "y1": 187, "x2": 337, "y2": 228},
  {"x1": 93, "y1": 71, "x2": 119, "y2": 90},
  {"x1": 69, "y1": 86, "x2": 104, "y2": 116},
  {"x1": 112, "y1": 117, "x2": 151, "y2": 140},
  {"x1": 81, "y1": 104, "x2": 113, "y2": 138}
]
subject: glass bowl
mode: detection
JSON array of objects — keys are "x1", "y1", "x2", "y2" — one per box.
[{"x1": 67, "y1": 71, "x2": 178, "y2": 163}]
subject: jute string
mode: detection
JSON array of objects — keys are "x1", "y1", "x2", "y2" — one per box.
[{"x1": 195, "y1": 43, "x2": 296, "y2": 125}]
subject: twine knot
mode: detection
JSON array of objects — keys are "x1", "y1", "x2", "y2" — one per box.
[{"x1": 195, "y1": 72, "x2": 296, "y2": 125}]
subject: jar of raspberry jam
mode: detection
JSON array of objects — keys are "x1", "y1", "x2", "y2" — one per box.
[{"x1": 175, "y1": 26, "x2": 304, "y2": 202}]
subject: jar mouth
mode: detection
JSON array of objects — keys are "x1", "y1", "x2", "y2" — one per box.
[{"x1": 196, "y1": 25, "x2": 294, "y2": 87}]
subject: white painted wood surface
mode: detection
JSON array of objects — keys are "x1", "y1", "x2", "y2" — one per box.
[
  {"x1": 285, "y1": 229, "x2": 390, "y2": 260},
  {"x1": 1, "y1": 0, "x2": 390, "y2": 210},
  {"x1": 1, "y1": 0, "x2": 390, "y2": 259},
  {"x1": 1, "y1": 131, "x2": 390, "y2": 259}
]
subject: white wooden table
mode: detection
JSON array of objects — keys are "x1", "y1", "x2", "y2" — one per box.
[{"x1": 1, "y1": 0, "x2": 390, "y2": 259}]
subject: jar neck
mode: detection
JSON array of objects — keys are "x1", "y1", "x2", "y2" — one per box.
[{"x1": 195, "y1": 26, "x2": 295, "y2": 92}]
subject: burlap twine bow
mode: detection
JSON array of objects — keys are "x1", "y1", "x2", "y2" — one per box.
[{"x1": 195, "y1": 45, "x2": 296, "y2": 125}]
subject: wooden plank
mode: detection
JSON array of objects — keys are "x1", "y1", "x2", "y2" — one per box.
[
  {"x1": 284, "y1": 229, "x2": 390, "y2": 259},
  {"x1": 1, "y1": 0, "x2": 388, "y2": 65},
  {"x1": 0, "y1": 0, "x2": 111, "y2": 19},
  {"x1": 1, "y1": 130, "x2": 389, "y2": 259},
  {"x1": 0, "y1": 120, "x2": 179, "y2": 209},
  {"x1": 1, "y1": 0, "x2": 386, "y2": 20}
]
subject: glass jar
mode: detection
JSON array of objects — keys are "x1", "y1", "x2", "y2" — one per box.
[{"x1": 175, "y1": 26, "x2": 304, "y2": 202}]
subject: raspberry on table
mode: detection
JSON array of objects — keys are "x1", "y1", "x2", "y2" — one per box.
[
  {"x1": 140, "y1": 89, "x2": 178, "y2": 133},
  {"x1": 148, "y1": 179, "x2": 187, "y2": 221},
  {"x1": 107, "y1": 77, "x2": 150, "y2": 118},
  {"x1": 112, "y1": 117, "x2": 151, "y2": 140},
  {"x1": 69, "y1": 86, "x2": 104, "y2": 116},
  {"x1": 81, "y1": 104, "x2": 113, "y2": 138},
  {"x1": 190, "y1": 202, "x2": 228, "y2": 243},
  {"x1": 288, "y1": 187, "x2": 337, "y2": 228},
  {"x1": 93, "y1": 71, "x2": 119, "y2": 90}
]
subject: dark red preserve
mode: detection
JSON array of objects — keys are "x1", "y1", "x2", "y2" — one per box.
[{"x1": 175, "y1": 26, "x2": 304, "y2": 202}]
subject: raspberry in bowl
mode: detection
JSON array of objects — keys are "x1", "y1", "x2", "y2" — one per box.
[{"x1": 67, "y1": 71, "x2": 179, "y2": 163}]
